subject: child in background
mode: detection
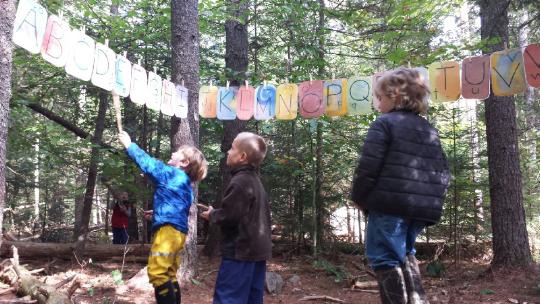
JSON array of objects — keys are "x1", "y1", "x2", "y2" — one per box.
[
  {"x1": 119, "y1": 131, "x2": 207, "y2": 304},
  {"x1": 111, "y1": 191, "x2": 132, "y2": 244},
  {"x1": 350, "y1": 68, "x2": 450, "y2": 304},
  {"x1": 201, "y1": 132, "x2": 272, "y2": 304}
]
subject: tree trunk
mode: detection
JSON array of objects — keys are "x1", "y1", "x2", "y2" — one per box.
[
  {"x1": 73, "y1": 92, "x2": 109, "y2": 250},
  {"x1": 171, "y1": 0, "x2": 201, "y2": 284},
  {"x1": 479, "y1": 0, "x2": 532, "y2": 267},
  {"x1": 0, "y1": 0, "x2": 16, "y2": 250},
  {"x1": 203, "y1": 0, "x2": 250, "y2": 258}
]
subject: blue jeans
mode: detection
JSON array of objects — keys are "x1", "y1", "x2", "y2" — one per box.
[
  {"x1": 366, "y1": 211, "x2": 426, "y2": 270},
  {"x1": 213, "y1": 259, "x2": 266, "y2": 304},
  {"x1": 112, "y1": 227, "x2": 128, "y2": 244}
]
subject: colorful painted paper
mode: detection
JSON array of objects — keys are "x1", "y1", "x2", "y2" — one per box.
[
  {"x1": 275, "y1": 84, "x2": 298, "y2": 120},
  {"x1": 491, "y1": 48, "x2": 526, "y2": 96},
  {"x1": 429, "y1": 61, "x2": 461, "y2": 102},
  {"x1": 325, "y1": 79, "x2": 348, "y2": 117},
  {"x1": 146, "y1": 72, "x2": 162, "y2": 111},
  {"x1": 299, "y1": 80, "x2": 324, "y2": 118},
  {"x1": 112, "y1": 55, "x2": 132, "y2": 97},
  {"x1": 129, "y1": 64, "x2": 148, "y2": 106},
  {"x1": 91, "y1": 43, "x2": 116, "y2": 91},
  {"x1": 217, "y1": 87, "x2": 238, "y2": 120},
  {"x1": 198, "y1": 85, "x2": 218, "y2": 118},
  {"x1": 174, "y1": 85, "x2": 188, "y2": 118},
  {"x1": 523, "y1": 43, "x2": 540, "y2": 88},
  {"x1": 41, "y1": 15, "x2": 71, "y2": 67},
  {"x1": 160, "y1": 79, "x2": 174, "y2": 117},
  {"x1": 347, "y1": 76, "x2": 372, "y2": 115},
  {"x1": 461, "y1": 56, "x2": 490, "y2": 100},
  {"x1": 65, "y1": 30, "x2": 95, "y2": 82},
  {"x1": 233, "y1": 86, "x2": 253, "y2": 120},
  {"x1": 371, "y1": 72, "x2": 385, "y2": 112},
  {"x1": 13, "y1": 0, "x2": 48, "y2": 54},
  {"x1": 254, "y1": 84, "x2": 276, "y2": 120}
]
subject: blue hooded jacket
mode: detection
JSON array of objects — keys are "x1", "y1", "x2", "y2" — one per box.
[{"x1": 126, "y1": 143, "x2": 193, "y2": 234}]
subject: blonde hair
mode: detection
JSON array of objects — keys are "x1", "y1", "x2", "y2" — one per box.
[
  {"x1": 176, "y1": 145, "x2": 208, "y2": 182},
  {"x1": 375, "y1": 67, "x2": 430, "y2": 114},
  {"x1": 235, "y1": 132, "x2": 267, "y2": 167}
]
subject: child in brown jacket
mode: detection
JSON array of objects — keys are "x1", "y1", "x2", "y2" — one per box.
[{"x1": 201, "y1": 132, "x2": 272, "y2": 304}]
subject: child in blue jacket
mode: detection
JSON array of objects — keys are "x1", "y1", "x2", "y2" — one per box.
[{"x1": 119, "y1": 131, "x2": 207, "y2": 304}]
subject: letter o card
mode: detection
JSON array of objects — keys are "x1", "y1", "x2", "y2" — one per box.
[
  {"x1": 299, "y1": 80, "x2": 324, "y2": 118},
  {"x1": 65, "y1": 30, "x2": 95, "y2": 81}
]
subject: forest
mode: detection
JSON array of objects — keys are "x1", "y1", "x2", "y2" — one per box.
[{"x1": 0, "y1": 0, "x2": 540, "y2": 303}]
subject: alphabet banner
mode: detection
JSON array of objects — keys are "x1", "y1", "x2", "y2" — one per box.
[
  {"x1": 160, "y1": 79, "x2": 175, "y2": 117},
  {"x1": 236, "y1": 86, "x2": 255, "y2": 120},
  {"x1": 65, "y1": 30, "x2": 95, "y2": 82},
  {"x1": 174, "y1": 84, "x2": 189, "y2": 118},
  {"x1": 91, "y1": 42, "x2": 116, "y2": 91},
  {"x1": 146, "y1": 71, "x2": 162, "y2": 111},
  {"x1": 524, "y1": 43, "x2": 540, "y2": 88},
  {"x1": 113, "y1": 55, "x2": 132, "y2": 97},
  {"x1": 216, "y1": 87, "x2": 238, "y2": 120},
  {"x1": 491, "y1": 48, "x2": 526, "y2": 96},
  {"x1": 199, "y1": 85, "x2": 218, "y2": 118},
  {"x1": 129, "y1": 64, "x2": 148, "y2": 106}
]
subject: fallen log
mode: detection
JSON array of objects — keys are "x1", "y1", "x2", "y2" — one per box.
[
  {"x1": 10, "y1": 246, "x2": 72, "y2": 304},
  {"x1": 0, "y1": 241, "x2": 151, "y2": 260}
]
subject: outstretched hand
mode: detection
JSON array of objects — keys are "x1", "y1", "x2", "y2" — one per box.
[
  {"x1": 200, "y1": 206, "x2": 213, "y2": 221},
  {"x1": 118, "y1": 131, "x2": 132, "y2": 149}
]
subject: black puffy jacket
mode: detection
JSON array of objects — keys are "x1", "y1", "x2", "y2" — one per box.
[{"x1": 350, "y1": 110, "x2": 450, "y2": 224}]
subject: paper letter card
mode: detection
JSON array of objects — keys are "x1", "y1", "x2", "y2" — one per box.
[
  {"x1": 429, "y1": 61, "x2": 461, "y2": 102},
  {"x1": 325, "y1": 79, "x2": 348, "y2": 117},
  {"x1": 113, "y1": 55, "x2": 132, "y2": 97},
  {"x1": 254, "y1": 84, "x2": 276, "y2": 120},
  {"x1": 13, "y1": 0, "x2": 48, "y2": 54},
  {"x1": 275, "y1": 84, "x2": 298, "y2": 120},
  {"x1": 41, "y1": 15, "x2": 71, "y2": 67},
  {"x1": 160, "y1": 79, "x2": 175, "y2": 116},
  {"x1": 199, "y1": 85, "x2": 218, "y2": 118},
  {"x1": 146, "y1": 72, "x2": 162, "y2": 111},
  {"x1": 91, "y1": 43, "x2": 116, "y2": 91},
  {"x1": 65, "y1": 30, "x2": 96, "y2": 81},
  {"x1": 236, "y1": 86, "x2": 255, "y2": 120},
  {"x1": 523, "y1": 43, "x2": 540, "y2": 88},
  {"x1": 130, "y1": 64, "x2": 148, "y2": 106},
  {"x1": 347, "y1": 76, "x2": 372, "y2": 115},
  {"x1": 174, "y1": 84, "x2": 188, "y2": 118},
  {"x1": 461, "y1": 56, "x2": 490, "y2": 100},
  {"x1": 217, "y1": 87, "x2": 238, "y2": 120},
  {"x1": 299, "y1": 80, "x2": 324, "y2": 118},
  {"x1": 491, "y1": 48, "x2": 526, "y2": 96}
]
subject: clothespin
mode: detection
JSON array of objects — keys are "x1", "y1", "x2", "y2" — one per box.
[
  {"x1": 226, "y1": 80, "x2": 230, "y2": 89},
  {"x1": 81, "y1": 25, "x2": 86, "y2": 34},
  {"x1": 309, "y1": 74, "x2": 313, "y2": 84},
  {"x1": 245, "y1": 80, "x2": 249, "y2": 87},
  {"x1": 123, "y1": 51, "x2": 127, "y2": 57},
  {"x1": 332, "y1": 72, "x2": 335, "y2": 81},
  {"x1": 137, "y1": 59, "x2": 141, "y2": 66},
  {"x1": 181, "y1": 79, "x2": 185, "y2": 87},
  {"x1": 210, "y1": 79, "x2": 213, "y2": 87},
  {"x1": 408, "y1": 61, "x2": 411, "y2": 68},
  {"x1": 263, "y1": 80, "x2": 267, "y2": 88},
  {"x1": 285, "y1": 77, "x2": 289, "y2": 84},
  {"x1": 59, "y1": 11, "x2": 64, "y2": 19},
  {"x1": 104, "y1": 39, "x2": 109, "y2": 47},
  {"x1": 504, "y1": 41, "x2": 508, "y2": 52},
  {"x1": 153, "y1": 67, "x2": 157, "y2": 74}
]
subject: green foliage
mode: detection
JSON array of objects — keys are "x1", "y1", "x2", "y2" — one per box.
[
  {"x1": 312, "y1": 258, "x2": 349, "y2": 283},
  {"x1": 110, "y1": 270, "x2": 124, "y2": 285},
  {"x1": 426, "y1": 260, "x2": 445, "y2": 278}
]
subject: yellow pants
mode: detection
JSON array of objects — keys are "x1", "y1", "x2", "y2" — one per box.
[{"x1": 147, "y1": 225, "x2": 186, "y2": 287}]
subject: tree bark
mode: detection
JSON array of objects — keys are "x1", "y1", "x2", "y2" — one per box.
[
  {"x1": 171, "y1": 0, "x2": 201, "y2": 284},
  {"x1": 73, "y1": 92, "x2": 109, "y2": 251},
  {"x1": 0, "y1": 0, "x2": 16, "y2": 251},
  {"x1": 478, "y1": 0, "x2": 532, "y2": 267},
  {"x1": 203, "y1": 0, "x2": 250, "y2": 258}
]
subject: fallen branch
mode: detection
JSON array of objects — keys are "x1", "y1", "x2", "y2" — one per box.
[
  {"x1": 0, "y1": 298, "x2": 38, "y2": 303},
  {"x1": 346, "y1": 288, "x2": 379, "y2": 294},
  {"x1": 299, "y1": 295, "x2": 345, "y2": 303},
  {"x1": 352, "y1": 281, "x2": 378, "y2": 289}
]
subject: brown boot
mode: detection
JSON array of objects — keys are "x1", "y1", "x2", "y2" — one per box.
[
  {"x1": 402, "y1": 255, "x2": 429, "y2": 304},
  {"x1": 375, "y1": 266, "x2": 408, "y2": 304}
]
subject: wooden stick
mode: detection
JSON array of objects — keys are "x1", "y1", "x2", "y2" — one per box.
[
  {"x1": 299, "y1": 295, "x2": 345, "y2": 303},
  {"x1": 112, "y1": 93, "x2": 123, "y2": 133}
]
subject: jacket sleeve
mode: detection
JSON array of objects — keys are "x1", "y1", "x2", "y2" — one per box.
[
  {"x1": 350, "y1": 117, "x2": 390, "y2": 207},
  {"x1": 209, "y1": 182, "x2": 250, "y2": 227},
  {"x1": 126, "y1": 143, "x2": 171, "y2": 184}
]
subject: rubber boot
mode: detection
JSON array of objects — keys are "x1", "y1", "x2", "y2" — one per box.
[
  {"x1": 154, "y1": 281, "x2": 176, "y2": 304},
  {"x1": 172, "y1": 281, "x2": 181, "y2": 304},
  {"x1": 375, "y1": 266, "x2": 408, "y2": 304},
  {"x1": 402, "y1": 254, "x2": 429, "y2": 304}
]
